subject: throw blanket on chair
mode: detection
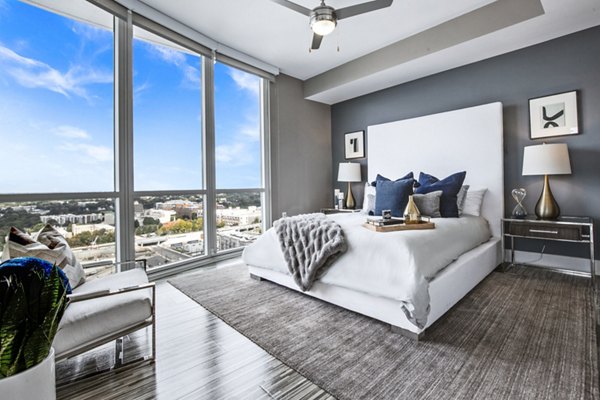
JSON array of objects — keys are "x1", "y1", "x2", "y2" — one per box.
[{"x1": 274, "y1": 213, "x2": 347, "y2": 291}]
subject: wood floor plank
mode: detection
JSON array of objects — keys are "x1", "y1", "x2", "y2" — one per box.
[{"x1": 56, "y1": 276, "x2": 330, "y2": 400}]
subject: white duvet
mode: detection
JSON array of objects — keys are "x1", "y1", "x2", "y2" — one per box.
[{"x1": 242, "y1": 213, "x2": 491, "y2": 328}]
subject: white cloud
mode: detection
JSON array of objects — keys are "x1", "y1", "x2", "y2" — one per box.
[
  {"x1": 59, "y1": 143, "x2": 112, "y2": 162},
  {"x1": 152, "y1": 45, "x2": 186, "y2": 66},
  {"x1": 229, "y1": 69, "x2": 260, "y2": 96},
  {"x1": 240, "y1": 124, "x2": 260, "y2": 141},
  {"x1": 183, "y1": 64, "x2": 200, "y2": 86},
  {"x1": 216, "y1": 142, "x2": 253, "y2": 166},
  {"x1": 53, "y1": 125, "x2": 91, "y2": 140},
  {"x1": 71, "y1": 21, "x2": 111, "y2": 41},
  {"x1": 0, "y1": 45, "x2": 112, "y2": 100},
  {"x1": 147, "y1": 43, "x2": 200, "y2": 87}
]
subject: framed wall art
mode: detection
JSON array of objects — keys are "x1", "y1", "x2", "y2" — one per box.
[
  {"x1": 344, "y1": 131, "x2": 364, "y2": 159},
  {"x1": 529, "y1": 90, "x2": 579, "y2": 139}
]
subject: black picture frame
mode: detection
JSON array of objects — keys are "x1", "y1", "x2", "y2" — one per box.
[
  {"x1": 344, "y1": 131, "x2": 365, "y2": 159},
  {"x1": 529, "y1": 90, "x2": 579, "y2": 140}
]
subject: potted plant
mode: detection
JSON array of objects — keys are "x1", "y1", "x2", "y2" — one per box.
[{"x1": 0, "y1": 257, "x2": 71, "y2": 400}]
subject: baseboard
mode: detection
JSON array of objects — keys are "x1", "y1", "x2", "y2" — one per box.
[{"x1": 505, "y1": 250, "x2": 597, "y2": 276}]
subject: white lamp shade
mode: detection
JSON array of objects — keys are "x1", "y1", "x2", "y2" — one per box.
[
  {"x1": 338, "y1": 162, "x2": 361, "y2": 182},
  {"x1": 522, "y1": 143, "x2": 572, "y2": 176}
]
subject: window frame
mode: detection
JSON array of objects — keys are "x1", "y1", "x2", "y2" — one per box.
[{"x1": 0, "y1": 2, "x2": 271, "y2": 278}]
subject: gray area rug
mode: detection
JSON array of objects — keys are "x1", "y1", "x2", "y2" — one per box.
[{"x1": 170, "y1": 266, "x2": 598, "y2": 400}]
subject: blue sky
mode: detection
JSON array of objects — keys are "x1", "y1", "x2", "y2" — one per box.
[{"x1": 0, "y1": 0, "x2": 261, "y2": 194}]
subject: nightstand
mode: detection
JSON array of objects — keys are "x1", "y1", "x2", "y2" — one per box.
[
  {"x1": 501, "y1": 216, "x2": 595, "y2": 284},
  {"x1": 320, "y1": 208, "x2": 361, "y2": 215}
]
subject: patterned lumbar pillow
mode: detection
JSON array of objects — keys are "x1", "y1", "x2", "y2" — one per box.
[
  {"x1": 36, "y1": 224, "x2": 86, "y2": 289},
  {"x1": 1, "y1": 226, "x2": 49, "y2": 261},
  {"x1": 412, "y1": 190, "x2": 443, "y2": 218},
  {"x1": 1, "y1": 225, "x2": 86, "y2": 289}
]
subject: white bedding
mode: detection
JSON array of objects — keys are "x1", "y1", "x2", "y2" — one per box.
[{"x1": 243, "y1": 213, "x2": 491, "y2": 328}]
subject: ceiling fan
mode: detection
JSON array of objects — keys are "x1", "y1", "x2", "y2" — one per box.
[{"x1": 272, "y1": 0, "x2": 393, "y2": 50}]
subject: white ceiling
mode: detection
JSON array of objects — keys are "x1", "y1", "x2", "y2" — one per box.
[
  {"x1": 139, "y1": 0, "x2": 497, "y2": 80},
  {"x1": 137, "y1": 0, "x2": 600, "y2": 103}
]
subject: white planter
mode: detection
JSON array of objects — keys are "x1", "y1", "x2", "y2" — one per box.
[{"x1": 0, "y1": 347, "x2": 56, "y2": 400}]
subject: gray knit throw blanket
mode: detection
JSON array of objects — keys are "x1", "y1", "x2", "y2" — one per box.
[{"x1": 274, "y1": 213, "x2": 347, "y2": 292}]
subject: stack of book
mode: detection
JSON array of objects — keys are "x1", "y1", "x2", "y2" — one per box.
[{"x1": 365, "y1": 217, "x2": 405, "y2": 227}]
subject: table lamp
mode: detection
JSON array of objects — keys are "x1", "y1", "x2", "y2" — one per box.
[
  {"x1": 337, "y1": 162, "x2": 361, "y2": 209},
  {"x1": 522, "y1": 143, "x2": 571, "y2": 220}
]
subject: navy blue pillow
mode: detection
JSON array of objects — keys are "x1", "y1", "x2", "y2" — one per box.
[
  {"x1": 374, "y1": 173, "x2": 414, "y2": 217},
  {"x1": 371, "y1": 172, "x2": 413, "y2": 187},
  {"x1": 415, "y1": 171, "x2": 466, "y2": 217}
]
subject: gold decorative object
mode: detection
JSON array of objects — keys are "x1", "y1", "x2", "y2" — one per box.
[
  {"x1": 403, "y1": 195, "x2": 421, "y2": 224},
  {"x1": 535, "y1": 175, "x2": 560, "y2": 220},
  {"x1": 345, "y1": 182, "x2": 355, "y2": 209}
]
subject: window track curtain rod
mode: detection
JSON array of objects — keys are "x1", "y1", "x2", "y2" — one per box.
[{"x1": 88, "y1": 0, "x2": 279, "y2": 81}]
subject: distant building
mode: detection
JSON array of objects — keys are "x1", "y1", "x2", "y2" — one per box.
[
  {"x1": 41, "y1": 213, "x2": 103, "y2": 225},
  {"x1": 217, "y1": 230, "x2": 257, "y2": 250},
  {"x1": 134, "y1": 202, "x2": 144, "y2": 216},
  {"x1": 144, "y1": 209, "x2": 176, "y2": 224},
  {"x1": 155, "y1": 200, "x2": 202, "y2": 219},
  {"x1": 103, "y1": 211, "x2": 115, "y2": 225},
  {"x1": 217, "y1": 206, "x2": 261, "y2": 226},
  {"x1": 71, "y1": 223, "x2": 115, "y2": 235}
]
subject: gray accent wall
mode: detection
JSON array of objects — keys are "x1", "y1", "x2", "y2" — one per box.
[
  {"x1": 270, "y1": 74, "x2": 332, "y2": 219},
  {"x1": 331, "y1": 26, "x2": 600, "y2": 259}
]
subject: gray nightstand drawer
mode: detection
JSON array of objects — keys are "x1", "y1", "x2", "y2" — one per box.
[{"x1": 508, "y1": 223, "x2": 582, "y2": 240}]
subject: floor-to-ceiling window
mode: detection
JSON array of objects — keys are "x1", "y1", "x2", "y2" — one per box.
[
  {"x1": 0, "y1": 0, "x2": 117, "y2": 276},
  {"x1": 214, "y1": 62, "x2": 265, "y2": 252},
  {"x1": 132, "y1": 26, "x2": 205, "y2": 269},
  {"x1": 0, "y1": 0, "x2": 270, "y2": 275}
]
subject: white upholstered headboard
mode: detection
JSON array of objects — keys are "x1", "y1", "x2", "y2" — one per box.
[{"x1": 367, "y1": 102, "x2": 504, "y2": 238}]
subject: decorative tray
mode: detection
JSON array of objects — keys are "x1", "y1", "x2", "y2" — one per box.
[{"x1": 362, "y1": 220, "x2": 435, "y2": 232}]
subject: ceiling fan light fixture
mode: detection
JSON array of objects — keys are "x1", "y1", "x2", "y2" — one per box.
[
  {"x1": 310, "y1": 7, "x2": 337, "y2": 36},
  {"x1": 311, "y1": 19, "x2": 336, "y2": 35}
]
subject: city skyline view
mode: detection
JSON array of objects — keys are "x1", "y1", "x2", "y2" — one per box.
[{"x1": 0, "y1": 0, "x2": 262, "y2": 194}]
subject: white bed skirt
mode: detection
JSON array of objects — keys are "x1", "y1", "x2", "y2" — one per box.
[{"x1": 247, "y1": 237, "x2": 501, "y2": 337}]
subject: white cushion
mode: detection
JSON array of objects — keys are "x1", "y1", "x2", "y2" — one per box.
[
  {"x1": 361, "y1": 183, "x2": 377, "y2": 214},
  {"x1": 53, "y1": 269, "x2": 152, "y2": 357}
]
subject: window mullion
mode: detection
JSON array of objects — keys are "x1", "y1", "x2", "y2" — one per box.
[
  {"x1": 261, "y1": 79, "x2": 273, "y2": 229},
  {"x1": 202, "y1": 57, "x2": 217, "y2": 256},
  {"x1": 115, "y1": 13, "x2": 135, "y2": 263}
]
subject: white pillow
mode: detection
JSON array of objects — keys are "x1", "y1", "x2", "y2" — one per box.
[
  {"x1": 361, "y1": 182, "x2": 377, "y2": 214},
  {"x1": 462, "y1": 188, "x2": 487, "y2": 217}
]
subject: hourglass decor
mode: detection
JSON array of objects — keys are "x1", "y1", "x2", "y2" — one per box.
[{"x1": 511, "y1": 188, "x2": 527, "y2": 219}]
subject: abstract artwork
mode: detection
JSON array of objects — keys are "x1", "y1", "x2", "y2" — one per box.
[
  {"x1": 345, "y1": 131, "x2": 364, "y2": 159},
  {"x1": 529, "y1": 91, "x2": 579, "y2": 139}
]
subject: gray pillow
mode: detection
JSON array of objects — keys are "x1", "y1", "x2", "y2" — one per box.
[{"x1": 412, "y1": 190, "x2": 443, "y2": 218}]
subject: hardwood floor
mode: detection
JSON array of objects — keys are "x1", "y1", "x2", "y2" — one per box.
[{"x1": 56, "y1": 265, "x2": 333, "y2": 400}]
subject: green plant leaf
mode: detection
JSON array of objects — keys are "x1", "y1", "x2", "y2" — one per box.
[
  {"x1": 0, "y1": 279, "x2": 28, "y2": 377},
  {"x1": 0, "y1": 262, "x2": 68, "y2": 376}
]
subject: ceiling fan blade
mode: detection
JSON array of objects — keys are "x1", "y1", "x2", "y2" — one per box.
[
  {"x1": 336, "y1": 0, "x2": 393, "y2": 20},
  {"x1": 311, "y1": 33, "x2": 324, "y2": 50},
  {"x1": 271, "y1": 0, "x2": 311, "y2": 16}
]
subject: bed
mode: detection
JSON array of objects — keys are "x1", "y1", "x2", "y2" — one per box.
[{"x1": 243, "y1": 102, "x2": 504, "y2": 339}]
